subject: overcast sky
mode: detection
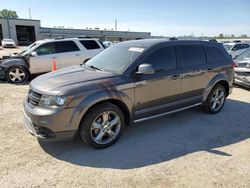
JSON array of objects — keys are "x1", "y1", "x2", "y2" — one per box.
[{"x1": 1, "y1": 0, "x2": 250, "y2": 36}]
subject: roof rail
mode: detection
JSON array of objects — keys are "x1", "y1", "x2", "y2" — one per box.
[{"x1": 77, "y1": 36, "x2": 92, "y2": 39}]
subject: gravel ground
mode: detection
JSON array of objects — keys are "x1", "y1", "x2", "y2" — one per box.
[{"x1": 0, "y1": 82, "x2": 249, "y2": 188}]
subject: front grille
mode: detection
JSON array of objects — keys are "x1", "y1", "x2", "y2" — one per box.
[{"x1": 28, "y1": 90, "x2": 42, "y2": 106}]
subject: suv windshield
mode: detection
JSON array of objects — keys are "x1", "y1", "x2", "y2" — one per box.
[
  {"x1": 235, "y1": 49, "x2": 250, "y2": 61},
  {"x1": 20, "y1": 42, "x2": 40, "y2": 56},
  {"x1": 85, "y1": 45, "x2": 143, "y2": 74}
]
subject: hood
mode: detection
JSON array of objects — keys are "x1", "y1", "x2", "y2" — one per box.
[{"x1": 30, "y1": 65, "x2": 117, "y2": 95}]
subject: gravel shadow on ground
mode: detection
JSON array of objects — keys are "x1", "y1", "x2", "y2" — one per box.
[{"x1": 39, "y1": 98, "x2": 250, "y2": 169}]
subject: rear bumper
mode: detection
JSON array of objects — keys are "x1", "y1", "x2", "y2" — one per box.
[
  {"x1": 234, "y1": 71, "x2": 250, "y2": 88},
  {"x1": 234, "y1": 76, "x2": 250, "y2": 88}
]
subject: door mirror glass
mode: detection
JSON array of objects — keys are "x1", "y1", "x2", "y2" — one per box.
[
  {"x1": 30, "y1": 51, "x2": 38, "y2": 57},
  {"x1": 136, "y1": 64, "x2": 154, "y2": 75}
]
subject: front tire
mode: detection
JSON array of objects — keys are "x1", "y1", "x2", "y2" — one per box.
[
  {"x1": 79, "y1": 103, "x2": 125, "y2": 149},
  {"x1": 203, "y1": 84, "x2": 226, "y2": 114},
  {"x1": 6, "y1": 66, "x2": 29, "y2": 84}
]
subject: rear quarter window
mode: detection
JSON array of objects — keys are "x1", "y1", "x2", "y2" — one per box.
[
  {"x1": 204, "y1": 46, "x2": 228, "y2": 63},
  {"x1": 180, "y1": 45, "x2": 206, "y2": 67},
  {"x1": 55, "y1": 41, "x2": 80, "y2": 53},
  {"x1": 80, "y1": 40, "x2": 100, "y2": 50}
]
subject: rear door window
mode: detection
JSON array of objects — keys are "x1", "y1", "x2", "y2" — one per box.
[
  {"x1": 180, "y1": 45, "x2": 206, "y2": 67},
  {"x1": 142, "y1": 46, "x2": 177, "y2": 72},
  {"x1": 55, "y1": 41, "x2": 80, "y2": 53},
  {"x1": 80, "y1": 40, "x2": 100, "y2": 50},
  {"x1": 35, "y1": 43, "x2": 56, "y2": 56}
]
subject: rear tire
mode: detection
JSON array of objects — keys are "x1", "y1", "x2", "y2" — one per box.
[
  {"x1": 79, "y1": 103, "x2": 125, "y2": 149},
  {"x1": 6, "y1": 66, "x2": 29, "y2": 84},
  {"x1": 203, "y1": 84, "x2": 226, "y2": 114}
]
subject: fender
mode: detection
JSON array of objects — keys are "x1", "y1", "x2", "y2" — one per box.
[
  {"x1": 69, "y1": 89, "x2": 134, "y2": 130},
  {"x1": 0, "y1": 57, "x2": 29, "y2": 69},
  {"x1": 202, "y1": 73, "x2": 229, "y2": 102}
]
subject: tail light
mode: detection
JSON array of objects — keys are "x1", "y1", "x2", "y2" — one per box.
[{"x1": 232, "y1": 61, "x2": 236, "y2": 69}]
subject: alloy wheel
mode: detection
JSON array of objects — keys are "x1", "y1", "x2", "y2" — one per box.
[
  {"x1": 90, "y1": 111, "x2": 121, "y2": 145},
  {"x1": 210, "y1": 88, "x2": 225, "y2": 112},
  {"x1": 8, "y1": 68, "x2": 26, "y2": 82}
]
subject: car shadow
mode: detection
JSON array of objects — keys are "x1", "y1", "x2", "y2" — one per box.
[
  {"x1": 0, "y1": 80, "x2": 30, "y2": 85},
  {"x1": 39, "y1": 99, "x2": 250, "y2": 169}
]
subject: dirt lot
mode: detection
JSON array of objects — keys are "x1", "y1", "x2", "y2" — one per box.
[
  {"x1": 0, "y1": 81, "x2": 249, "y2": 188},
  {"x1": 0, "y1": 46, "x2": 25, "y2": 58}
]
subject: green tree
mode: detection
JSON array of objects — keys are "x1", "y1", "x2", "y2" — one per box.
[
  {"x1": 0, "y1": 9, "x2": 18, "y2": 18},
  {"x1": 240, "y1": 34, "x2": 248, "y2": 38},
  {"x1": 218, "y1": 33, "x2": 224, "y2": 39}
]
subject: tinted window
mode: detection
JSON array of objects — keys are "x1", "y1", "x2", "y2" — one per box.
[
  {"x1": 143, "y1": 47, "x2": 177, "y2": 71},
  {"x1": 204, "y1": 46, "x2": 227, "y2": 63},
  {"x1": 35, "y1": 43, "x2": 55, "y2": 56},
  {"x1": 55, "y1": 41, "x2": 80, "y2": 53},
  {"x1": 232, "y1": 44, "x2": 240, "y2": 51},
  {"x1": 80, "y1": 40, "x2": 100, "y2": 50},
  {"x1": 181, "y1": 45, "x2": 206, "y2": 67},
  {"x1": 240, "y1": 44, "x2": 249, "y2": 49}
]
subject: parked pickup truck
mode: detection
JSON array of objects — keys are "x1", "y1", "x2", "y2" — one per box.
[{"x1": 0, "y1": 37, "x2": 104, "y2": 83}]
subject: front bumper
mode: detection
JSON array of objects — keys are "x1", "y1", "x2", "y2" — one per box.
[
  {"x1": 0, "y1": 66, "x2": 6, "y2": 79},
  {"x1": 23, "y1": 97, "x2": 80, "y2": 141},
  {"x1": 2, "y1": 44, "x2": 16, "y2": 48}
]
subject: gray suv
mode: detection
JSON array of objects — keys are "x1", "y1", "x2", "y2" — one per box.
[{"x1": 23, "y1": 39, "x2": 234, "y2": 148}]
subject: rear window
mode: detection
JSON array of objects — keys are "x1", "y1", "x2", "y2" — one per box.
[
  {"x1": 55, "y1": 41, "x2": 80, "y2": 53},
  {"x1": 180, "y1": 45, "x2": 206, "y2": 67},
  {"x1": 80, "y1": 40, "x2": 100, "y2": 50},
  {"x1": 204, "y1": 46, "x2": 228, "y2": 63}
]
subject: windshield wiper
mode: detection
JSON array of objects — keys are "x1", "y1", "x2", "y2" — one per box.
[{"x1": 87, "y1": 65, "x2": 103, "y2": 71}]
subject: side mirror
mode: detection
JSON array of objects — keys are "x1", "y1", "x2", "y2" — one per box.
[
  {"x1": 30, "y1": 51, "x2": 38, "y2": 57},
  {"x1": 136, "y1": 64, "x2": 154, "y2": 75}
]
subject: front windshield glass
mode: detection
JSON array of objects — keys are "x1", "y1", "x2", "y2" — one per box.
[
  {"x1": 20, "y1": 42, "x2": 40, "y2": 56},
  {"x1": 235, "y1": 49, "x2": 250, "y2": 61},
  {"x1": 223, "y1": 44, "x2": 234, "y2": 51},
  {"x1": 85, "y1": 45, "x2": 144, "y2": 74}
]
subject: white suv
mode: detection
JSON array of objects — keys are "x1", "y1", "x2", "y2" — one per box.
[
  {"x1": 223, "y1": 42, "x2": 250, "y2": 58},
  {"x1": 0, "y1": 38, "x2": 104, "y2": 83}
]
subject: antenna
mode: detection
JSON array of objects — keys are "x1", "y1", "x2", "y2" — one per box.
[
  {"x1": 115, "y1": 19, "x2": 117, "y2": 31},
  {"x1": 29, "y1": 8, "x2": 32, "y2": 19}
]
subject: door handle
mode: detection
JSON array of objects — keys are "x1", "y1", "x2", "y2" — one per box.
[
  {"x1": 52, "y1": 56, "x2": 57, "y2": 59},
  {"x1": 171, "y1": 74, "x2": 181, "y2": 80},
  {"x1": 75, "y1": 54, "x2": 80, "y2": 56}
]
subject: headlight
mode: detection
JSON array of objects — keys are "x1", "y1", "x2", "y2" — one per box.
[{"x1": 39, "y1": 95, "x2": 70, "y2": 108}]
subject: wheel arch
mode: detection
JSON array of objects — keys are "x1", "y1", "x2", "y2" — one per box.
[{"x1": 202, "y1": 74, "x2": 230, "y2": 102}]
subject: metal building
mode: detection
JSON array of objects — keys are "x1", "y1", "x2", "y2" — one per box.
[{"x1": 0, "y1": 18, "x2": 151, "y2": 45}]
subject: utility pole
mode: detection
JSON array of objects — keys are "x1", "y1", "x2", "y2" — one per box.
[
  {"x1": 29, "y1": 8, "x2": 32, "y2": 19},
  {"x1": 115, "y1": 19, "x2": 117, "y2": 31}
]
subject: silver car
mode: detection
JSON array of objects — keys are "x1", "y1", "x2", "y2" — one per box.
[
  {"x1": 234, "y1": 48, "x2": 250, "y2": 88},
  {"x1": 223, "y1": 43, "x2": 250, "y2": 58}
]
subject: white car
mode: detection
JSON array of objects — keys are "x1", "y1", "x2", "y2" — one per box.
[
  {"x1": 223, "y1": 43, "x2": 250, "y2": 58},
  {"x1": 0, "y1": 37, "x2": 104, "y2": 83},
  {"x1": 102, "y1": 41, "x2": 113, "y2": 48},
  {"x1": 1, "y1": 38, "x2": 16, "y2": 48}
]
